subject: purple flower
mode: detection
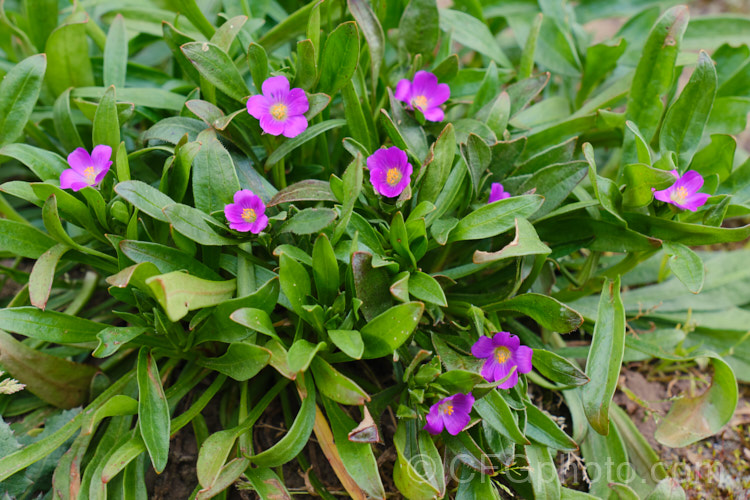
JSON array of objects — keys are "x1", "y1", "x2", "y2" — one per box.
[
  {"x1": 394, "y1": 71, "x2": 450, "y2": 122},
  {"x1": 488, "y1": 183, "x2": 510, "y2": 203},
  {"x1": 60, "y1": 145, "x2": 112, "y2": 191},
  {"x1": 471, "y1": 332, "x2": 533, "y2": 389},
  {"x1": 652, "y1": 170, "x2": 709, "y2": 212},
  {"x1": 224, "y1": 189, "x2": 269, "y2": 234},
  {"x1": 367, "y1": 146, "x2": 413, "y2": 198},
  {"x1": 246, "y1": 75, "x2": 309, "y2": 138},
  {"x1": 423, "y1": 393, "x2": 474, "y2": 436}
]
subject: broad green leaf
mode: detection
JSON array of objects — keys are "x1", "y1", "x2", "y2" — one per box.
[
  {"x1": 281, "y1": 208, "x2": 337, "y2": 235},
  {"x1": 474, "y1": 389, "x2": 528, "y2": 445},
  {"x1": 52, "y1": 89, "x2": 85, "y2": 151},
  {"x1": 268, "y1": 179, "x2": 336, "y2": 206},
  {"x1": 247, "y1": 42, "x2": 269, "y2": 92},
  {"x1": 311, "y1": 357, "x2": 369, "y2": 405},
  {"x1": 449, "y1": 195, "x2": 544, "y2": 242},
  {"x1": 532, "y1": 349, "x2": 589, "y2": 387},
  {"x1": 0, "y1": 54, "x2": 46, "y2": 148},
  {"x1": 348, "y1": 0, "x2": 384, "y2": 93},
  {"x1": 683, "y1": 15, "x2": 750, "y2": 51},
  {"x1": 106, "y1": 262, "x2": 162, "y2": 294},
  {"x1": 393, "y1": 422, "x2": 444, "y2": 499},
  {"x1": 399, "y1": 0, "x2": 439, "y2": 57},
  {"x1": 229, "y1": 307, "x2": 280, "y2": 342},
  {"x1": 583, "y1": 142, "x2": 625, "y2": 224},
  {"x1": 103, "y1": 14, "x2": 127, "y2": 88},
  {"x1": 519, "y1": 161, "x2": 588, "y2": 219},
  {"x1": 462, "y1": 133, "x2": 490, "y2": 194},
  {"x1": 312, "y1": 233, "x2": 339, "y2": 305},
  {"x1": 408, "y1": 271, "x2": 447, "y2": 307},
  {"x1": 266, "y1": 119, "x2": 346, "y2": 166},
  {"x1": 327, "y1": 330, "x2": 364, "y2": 359},
  {"x1": 439, "y1": 9, "x2": 511, "y2": 67},
  {"x1": 210, "y1": 15, "x2": 247, "y2": 52},
  {"x1": 622, "y1": 6, "x2": 688, "y2": 168},
  {"x1": 485, "y1": 293, "x2": 583, "y2": 333},
  {"x1": 92, "y1": 85, "x2": 120, "y2": 152},
  {"x1": 662, "y1": 242, "x2": 704, "y2": 294},
  {"x1": 119, "y1": 240, "x2": 222, "y2": 280},
  {"x1": 624, "y1": 213, "x2": 750, "y2": 246},
  {"x1": 527, "y1": 444, "x2": 562, "y2": 499},
  {"x1": 197, "y1": 343, "x2": 271, "y2": 381},
  {"x1": 45, "y1": 18, "x2": 94, "y2": 96},
  {"x1": 418, "y1": 123, "x2": 456, "y2": 206},
  {"x1": 146, "y1": 271, "x2": 236, "y2": 322},
  {"x1": 645, "y1": 479, "x2": 687, "y2": 500},
  {"x1": 622, "y1": 164, "x2": 677, "y2": 208},
  {"x1": 29, "y1": 243, "x2": 70, "y2": 310},
  {"x1": 294, "y1": 39, "x2": 317, "y2": 90},
  {"x1": 525, "y1": 402, "x2": 578, "y2": 451},
  {"x1": 577, "y1": 39, "x2": 627, "y2": 106},
  {"x1": 244, "y1": 468, "x2": 292, "y2": 499},
  {"x1": 93, "y1": 326, "x2": 149, "y2": 358},
  {"x1": 287, "y1": 340, "x2": 325, "y2": 374},
  {"x1": 0, "y1": 143, "x2": 67, "y2": 181},
  {"x1": 163, "y1": 203, "x2": 237, "y2": 246},
  {"x1": 0, "y1": 330, "x2": 98, "y2": 409},
  {"x1": 655, "y1": 356, "x2": 738, "y2": 447},
  {"x1": 582, "y1": 276, "x2": 626, "y2": 435},
  {"x1": 73, "y1": 87, "x2": 186, "y2": 111},
  {"x1": 317, "y1": 21, "x2": 359, "y2": 96},
  {"x1": 114, "y1": 180, "x2": 176, "y2": 223},
  {"x1": 192, "y1": 133, "x2": 240, "y2": 214},
  {"x1": 473, "y1": 218, "x2": 551, "y2": 264},
  {"x1": 342, "y1": 81, "x2": 371, "y2": 152},
  {"x1": 360, "y1": 302, "x2": 424, "y2": 359},
  {"x1": 279, "y1": 252, "x2": 311, "y2": 318},
  {"x1": 137, "y1": 348, "x2": 170, "y2": 473},
  {"x1": 352, "y1": 251, "x2": 392, "y2": 321},
  {"x1": 181, "y1": 42, "x2": 249, "y2": 101},
  {"x1": 659, "y1": 51, "x2": 717, "y2": 168},
  {"x1": 0, "y1": 307, "x2": 104, "y2": 343}
]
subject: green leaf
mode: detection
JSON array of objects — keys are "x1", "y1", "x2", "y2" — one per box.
[
  {"x1": 662, "y1": 242, "x2": 704, "y2": 294},
  {"x1": 163, "y1": 203, "x2": 237, "y2": 246},
  {"x1": 399, "y1": 0, "x2": 439, "y2": 57},
  {"x1": 181, "y1": 42, "x2": 249, "y2": 101},
  {"x1": 0, "y1": 330, "x2": 98, "y2": 409},
  {"x1": 311, "y1": 357, "x2": 369, "y2": 405},
  {"x1": 622, "y1": 164, "x2": 677, "y2": 208},
  {"x1": 198, "y1": 343, "x2": 271, "y2": 381},
  {"x1": 360, "y1": 302, "x2": 424, "y2": 359},
  {"x1": 519, "y1": 161, "x2": 588, "y2": 219},
  {"x1": 312, "y1": 233, "x2": 339, "y2": 305},
  {"x1": 0, "y1": 143, "x2": 67, "y2": 181},
  {"x1": 192, "y1": 133, "x2": 240, "y2": 214},
  {"x1": 473, "y1": 218, "x2": 551, "y2": 264},
  {"x1": 93, "y1": 326, "x2": 149, "y2": 358},
  {"x1": 266, "y1": 119, "x2": 346, "y2": 166},
  {"x1": 73, "y1": 87, "x2": 186, "y2": 111},
  {"x1": 268, "y1": 179, "x2": 336, "y2": 206},
  {"x1": 393, "y1": 423, "x2": 444, "y2": 498},
  {"x1": 279, "y1": 252, "x2": 312, "y2": 318},
  {"x1": 92, "y1": 85, "x2": 120, "y2": 152},
  {"x1": 342, "y1": 81, "x2": 372, "y2": 152},
  {"x1": 146, "y1": 271, "x2": 236, "y2": 322},
  {"x1": 327, "y1": 330, "x2": 364, "y2": 360},
  {"x1": 317, "y1": 21, "x2": 360, "y2": 96},
  {"x1": 45, "y1": 18, "x2": 94, "y2": 96},
  {"x1": 645, "y1": 478, "x2": 687, "y2": 500},
  {"x1": 474, "y1": 390, "x2": 528, "y2": 445},
  {"x1": 244, "y1": 468, "x2": 292, "y2": 499},
  {"x1": 0, "y1": 218, "x2": 53, "y2": 259},
  {"x1": 29, "y1": 243, "x2": 70, "y2": 310},
  {"x1": 0, "y1": 307, "x2": 104, "y2": 343},
  {"x1": 655, "y1": 356, "x2": 737, "y2": 447},
  {"x1": 348, "y1": 0, "x2": 384, "y2": 94},
  {"x1": 439, "y1": 9, "x2": 511, "y2": 67},
  {"x1": 352, "y1": 251, "x2": 392, "y2": 321},
  {"x1": 659, "y1": 51, "x2": 717, "y2": 168},
  {"x1": 119, "y1": 240, "x2": 222, "y2": 281},
  {"x1": 387, "y1": 90, "x2": 429, "y2": 161},
  {"x1": 622, "y1": 5, "x2": 688, "y2": 168},
  {"x1": 281, "y1": 208, "x2": 337, "y2": 235},
  {"x1": 288, "y1": 340, "x2": 326, "y2": 374},
  {"x1": 0, "y1": 54, "x2": 46, "y2": 148},
  {"x1": 624, "y1": 213, "x2": 750, "y2": 246},
  {"x1": 449, "y1": 195, "x2": 544, "y2": 242},
  {"x1": 533, "y1": 349, "x2": 589, "y2": 387},
  {"x1": 53, "y1": 88, "x2": 85, "y2": 151},
  {"x1": 582, "y1": 276, "x2": 626, "y2": 435},
  {"x1": 418, "y1": 123, "x2": 456, "y2": 205},
  {"x1": 294, "y1": 39, "x2": 317, "y2": 90},
  {"x1": 115, "y1": 180, "x2": 176, "y2": 223},
  {"x1": 684, "y1": 15, "x2": 750, "y2": 51},
  {"x1": 137, "y1": 348, "x2": 170, "y2": 473},
  {"x1": 247, "y1": 42, "x2": 269, "y2": 92},
  {"x1": 103, "y1": 14, "x2": 127, "y2": 88},
  {"x1": 229, "y1": 307, "x2": 280, "y2": 342},
  {"x1": 408, "y1": 271, "x2": 447, "y2": 307},
  {"x1": 526, "y1": 443, "x2": 562, "y2": 499},
  {"x1": 461, "y1": 133, "x2": 491, "y2": 194},
  {"x1": 485, "y1": 293, "x2": 583, "y2": 333},
  {"x1": 525, "y1": 401, "x2": 578, "y2": 451}
]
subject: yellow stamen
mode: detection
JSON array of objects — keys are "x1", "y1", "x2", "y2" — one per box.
[
  {"x1": 495, "y1": 346, "x2": 511, "y2": 364},
  {"x1": 671, "y1": 186, "x2": 688, "y2": 203},
  {"x1": 386, "y1": 167, "x2": 402, "y2": 186},
  {"x1": 83, "y1": 166, "x2": 96, "y2": 184},
  {"x1": 440, "y1": 403, "x2": 454, "y2": 416},
  {"x1": 270, "y1": 103, "x2": 287, "y2": 121},
  {"x1": 241, "y1": 208, "x2": 257, "y2": 223},
  {"x1": 413, "y1": 95, "x2": 428, "y2": 109}
]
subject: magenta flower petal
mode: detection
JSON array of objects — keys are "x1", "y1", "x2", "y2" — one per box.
[
  {"x1": 246, "y1": 95, "x2": 270, "y2": 119},
  {"x1": 431, "y1": 83, "x2": 451, "y2": 107},
  {"x1": 60, "y1": 145, "x2": 112, "y2": 191},
  {"x1": 67, "y1": 148, "x2": 92, "y2": 174},
  {"x1": 471, "y1": 331, "x2": 534, "y2": 388},
  {"x1": 248, "y1": 75, "x2": 309, "y2": 138},
  {"x1": 412, "y1": 70, "x2": 438, "y2": 96},
  {"x1": 224, "y1": 189, "x2": 268, "y2": 233},
  {"x1": 423, "y1": 393, "x2": 474, "y2": 436},
  {"x1": 91, "y1": 145, "x2": 112, "y2": 167},
  {"x1": 60, "y1": 169, "x2": 86, "y2": 191},
  {"x1": 367, "y1": 146, "x2": 413, "y2": 198},
  {"x1": 395, "y1": 79, "x2": 411, "y2": 102},
  {"x1": 422, "y1": 107, "x2": 445, "y2": 122},
  {"x1": 488, "y1": 183, "x2": 511, "y2": 203},
  {"x1": 282, "y1": 116, "x2": 308, "y2": 138},
  {"x1": 652, "y1": 169, "x2": 709, "y2": 211}
]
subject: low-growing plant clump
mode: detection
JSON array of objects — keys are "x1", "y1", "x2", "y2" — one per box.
[{"x1": 1, "y1": 0, "x2": 749, "y2": 498}]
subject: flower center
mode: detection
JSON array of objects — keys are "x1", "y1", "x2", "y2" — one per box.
[
  {"x1": 412, "y1": 95, "x2": 428, "y2": 110},
  {"x1": 439, "y1": 402, "x2": 454, "y2": 416},
  {"x1": 386, "y1": 167, "x2": 402, "y2": 186},
  {"x1": 671, "y1": 186, "x2": 688, "y2": 203},
  {"x1": 495, "y1": 346, "x2": 511, "y2": 364},
  {"x1": 83, "y1": 166, "x2": 97, "y2": 184},
  {"x1": 241, "y1": 208, "x2": 257, "y2": 223},
  {"x1": 270, "y1": 103, "x2": 287, "y2": 121}
]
